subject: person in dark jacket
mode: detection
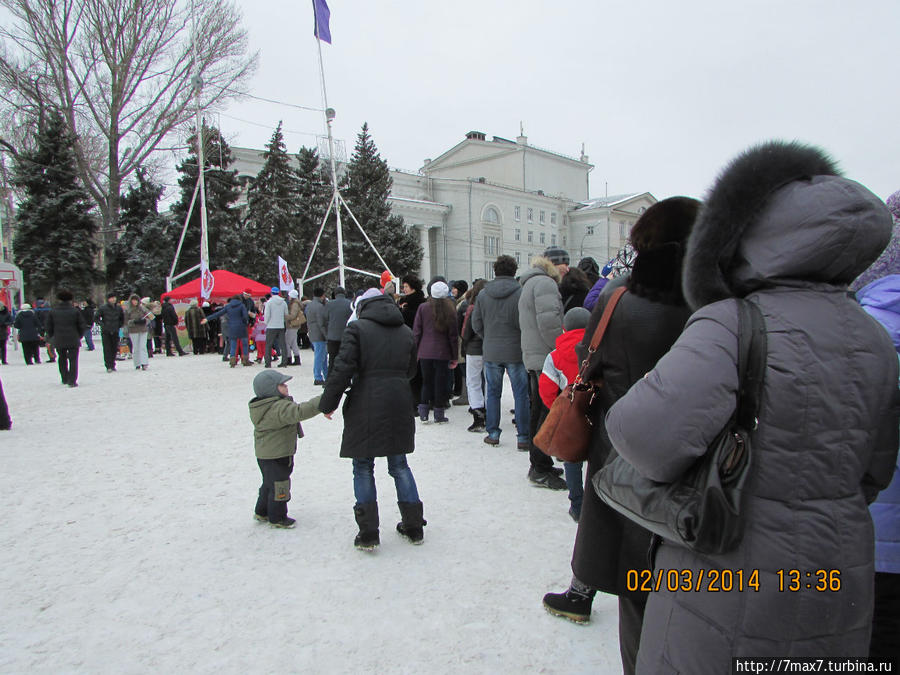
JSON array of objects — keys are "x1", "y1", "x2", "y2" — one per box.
[
  {"x1": 0, "y1": 301, "x2": 12, "y2": 365},
  {"x1": 324, "y1": 287, "x2": 352, "y2": 377},
  {"x1": 542, "y1": 197, "x2": 700, "y2": 675},
  {"x1": 95, "y1": 293, "x2": 124, "y2": 372},
  {"x1": 606, "y1": 142, "x2": 900, "y2": 672},
  {"x1": 412, "y1": 281, "x2": 459, "y2": 423},
  {"x1": 45, "y1": 289, "x2": 87, "y2": 387},
  {"x1": 460, "y1": 279, "x2": 487, "y2": 431},
  {"x1": 319, "y1": 293, "x2": 424, "y2": 551},
  {"x1": 13, "y1": 303, "x2": 42, "y2": 365},
  {"x1": 79, "y1": 299, "x2": 95, "y2": 351},
  {"x1": 855, "y1": 267, "x2": 900, "y2": 663},
  {"x1": 203, "y1": 296, "x2": 252, "y2": 367},
  {"x1": 160, "y1": 296, "x2": 186, "y2": 356},
  {"x1": 305, "y1": 288, "x2": 328, "y2": 384},
  {"x1": 399, "y1": 274, "x2": 427, "y2": 407},
  {"x1": 34, "y1": 298, "x2": 55, "y2": 362},
  {"x1": 559, "y1": 266, "x2": 591, "y2": 313},
  {"x1": 576, "y1": 257, "x2": 600, "y2": 287}
]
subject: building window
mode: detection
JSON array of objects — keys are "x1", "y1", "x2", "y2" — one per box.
[
  {"x1": 484, "y1": 235, "x2": 500, "y2": 256},
  {"x1": 527, "y1": 231, "x2": 533, "y2": 243},
  {"x1": 551, "y1": 234, "x2": 556, "y2": 246},
  {"x1": 527, "y1": 208, "x2": 534, "y2": 223},
  {"x1": 514, "y1": 206, "x2": 521, "y2": 221},
  {"x1": 515, "y1": 252, "x2": 521, "y2": 265},
  {"x1": 562, "y1": 235, "x2": 567, "y2": 247},
  {"x1": 551, "y1": 212, "x2": 557, "y2": 225},
  {"x1": 485, "y1": 261, "x2": 495, "y2": 280},
  {"x1": 515, "y1": 228, "x2": 521, "y2": 241},
  {"x1": 619, "y1": 221, "x2": 627, "y2": 239},
  {"x1": 540, "y1": 232, "x2": 545, "y2": 245},
  {"x1": 540, "y1": 210, "x2": 545, "y2": 224},
  {"x1": 483, "y1": 207, "x2": 500, "y2": 224}
]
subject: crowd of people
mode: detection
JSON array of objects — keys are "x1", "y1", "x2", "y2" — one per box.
[{"x1": 1, "y1": 140, "x2": 898, "y2": 672}]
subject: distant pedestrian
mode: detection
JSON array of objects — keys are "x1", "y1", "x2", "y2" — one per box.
[
  {"x1": 13, "y1": 303, "x2": 42, "y2": 365},
  {"x1": 124, "y1": 294, "x2": 152, "y2": 371},
  {"x1": 305, "y1": 287, "x2": 328, "y2": 385},
  {"x1": 324, "y1": 287, "x2": 352, "y2": 376},
  {"x1": 0, "y1": 301, "x2": 12, "y2": 365},
  {"x1": 284, "y1": 289, "x2": 304, "y2": 366},
  {"x1": 412, "y1": 281, "x2": 458, "y2": 423},
  {"x1": 95, "y1": 293, "x2": 124, "y2": 372},
  {"x1": 161, "y1": 296, "x2": 186, "y2": 356},
  {"x1": 184, "y1": 299, "x2": 207, "y2": 355},
  {"x1": 79, "y1": 299, "x2": 95, "y2": 351},
  {"x1": 264, "y1": 287, "x2": 289, "y2": 368},
  {"x1": 45, "y1": 289, "x2": 86, "y2": 387}
]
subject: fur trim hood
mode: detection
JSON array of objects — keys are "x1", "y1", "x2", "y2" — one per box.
[
  {"x1": 684, "y1": 140, "x2": 892, "y2": 309},
  {"x1": 521, "y1": 256, "x2": 561, "y2": 284}
]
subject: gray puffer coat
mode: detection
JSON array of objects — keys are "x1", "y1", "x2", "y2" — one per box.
[
  {"x1": 517, "y1": 258, "x2": 563, "y2": 371},
  {"x1": 606, "y1": 143, "x2": 900, "y2": 672},
  {"x1": 470, "y1": 276, "x2": 522, "y2": 363}
]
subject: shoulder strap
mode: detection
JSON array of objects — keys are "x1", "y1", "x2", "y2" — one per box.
[
  {"x1": 734, "y1": 300, "x2": 767, "y2": 431},
  {"x1": 587, "y1": 286, "x2": 627, "y2": 354},
  {"x1": 574, "y1": 286, "x2": 626, "y2": 384}
]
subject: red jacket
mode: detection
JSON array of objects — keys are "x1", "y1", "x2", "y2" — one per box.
[{"x1": 538, "y1": 328, "x2": 585, "y2": 409}]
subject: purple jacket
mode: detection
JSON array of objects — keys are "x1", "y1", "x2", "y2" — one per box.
[
  {"x1": 412, "y1": 300, "x2": 459, "y2": 361},
  {"x1": 583, "y1": 277, "x2": 609, "y2": 311}
]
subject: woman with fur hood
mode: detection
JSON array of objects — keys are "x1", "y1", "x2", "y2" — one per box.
[
  {"x1": 605, "y1": 142, "x2": 899, "y2": 672},
  {"x1": 542, "y1": 197, "x2": 700, "y2": 675}
]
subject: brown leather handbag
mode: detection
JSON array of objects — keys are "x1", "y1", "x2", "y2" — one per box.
[{"x1": 533, "y1": 286, "x2": 626, "y2": 462}]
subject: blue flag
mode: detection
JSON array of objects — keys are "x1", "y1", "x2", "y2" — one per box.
[{"x1": 312, "y1": 0, "x2": 331, "y2": 44}]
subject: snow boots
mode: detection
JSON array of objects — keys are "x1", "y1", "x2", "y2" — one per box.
[
  {"x1": 542, "y1": 585, "x2": 595, "y2": 624},
  {"x1": 433, "y1": 407, "x2": 448, "y2": 424},
  {"x1": 353, "y1": 502, "x2": 380, "y2": 551},
  {"x1": 417, "y1": 403, "x2": 430, "y2": 422},
  {"x1": 467, "y1": 408, "x2": 486, "y2": 432},
  {"x1": 229, "y1": 356, "x2": 237, "y2": 368},
  {"x1": 242, "y1": 357, "x2": 253, "y2": 367},
  {"x1": 396, "y1": 501, "x2": 426, "y2": 544}
]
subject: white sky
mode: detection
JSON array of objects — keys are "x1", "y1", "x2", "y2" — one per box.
[{"x1": 220, "y1": 0, "x2": 899, "y2": 203}]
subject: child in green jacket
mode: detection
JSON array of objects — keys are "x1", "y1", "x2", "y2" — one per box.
[{"x1": 249, "y1": 370, "x2": 327, "y2": 528}]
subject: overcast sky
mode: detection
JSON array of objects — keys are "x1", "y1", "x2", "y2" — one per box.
[{"x1": 220, "y1": 0, "x2": 898, "y2": 203}]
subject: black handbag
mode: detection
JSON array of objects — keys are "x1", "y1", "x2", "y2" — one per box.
[{"x1": 592, "y1": 299, "x2": 767, "y2": 555}]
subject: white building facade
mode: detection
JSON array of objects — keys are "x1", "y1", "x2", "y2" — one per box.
[{"x1": 232, "y1": 130, "x2": 656, "y2": 282}]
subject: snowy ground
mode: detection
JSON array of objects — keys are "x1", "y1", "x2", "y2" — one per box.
[{"x1": 0, "y1": 346, "x2": 621, "y2": 674}]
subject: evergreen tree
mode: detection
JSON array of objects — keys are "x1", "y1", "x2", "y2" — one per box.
[
  {"x1": 241, "y1": 122, "x2": 302, "y2": 283},
  {"x1": 106, "y1": 168, "x2": 179, "y2": 298},
  {"x1": 172, "y1": 123, "x2": 244, "y2": 275},
  {"x1": 294, "y1": 146, "x2": 334, "y2": 292},
  {"x1": 12, "y1": 110, "x2": 99, "y2": 299},
  {"x1": 339, "y1": 123, "x2": 422, "y2": 291}
]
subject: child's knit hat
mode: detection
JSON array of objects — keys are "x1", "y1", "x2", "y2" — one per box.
[{"x1": 563, "y1": 307, "x2": 591, "y2": 331}]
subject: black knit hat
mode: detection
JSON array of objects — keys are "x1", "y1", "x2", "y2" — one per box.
[{"x1": 543, "y1": 246, "x2": 570, "y2": 265}]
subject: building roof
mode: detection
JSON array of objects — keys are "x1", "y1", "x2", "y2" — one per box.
[{"x1": 575, "y1": 193, "x2": 653, "y2": 211}]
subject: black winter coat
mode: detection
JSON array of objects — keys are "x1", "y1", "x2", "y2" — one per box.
[
  {"x1": 13, "y1": 309, "x2": 42, "y2": 342},
  {"x1": 324, "y1": 294, "x2": 352, "y2": 341},
  {"x1": 161, "y1": 301, "x2": 179, "y2": 327},
  {"x1": 0, "y1": 307, "x2": 12, "y2": 339},
  {"x1": 572, "y1": 263, "x2": 691, "y2": 599},
  {"x1": 399, "y1": 290, "x2": 425, "y2": 328},
  {"x1": 46, "y1": 302, "x2": 87, "y2": 349},
  {"x1": 96, "y1": 302, "x2": 124, "y2": 335},
  {"x1": 319, "y1": 295, "x2": 417, "y2": 458}
]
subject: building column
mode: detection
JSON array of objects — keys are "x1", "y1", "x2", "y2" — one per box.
[{"x1": 417, "y1": 225, "x2": 432, "y2": 282}]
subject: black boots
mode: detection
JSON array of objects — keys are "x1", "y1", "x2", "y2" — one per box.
[
  {"x1": 467, "y1": 407, "x2": 486, "y2": 432},
  {"x1": 353, "y1": 502, "x2": 380, "y2": 551},
  {"x1": 542, "y1": 585, "x2": 596, "y2": 624},
  {"x1": 396, "y1": 501, "x2": 426, "y2": 544}
]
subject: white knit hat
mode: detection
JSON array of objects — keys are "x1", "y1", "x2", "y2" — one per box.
[{"x1": 430, "y1": 281, "x2": 450, "y2": 298}]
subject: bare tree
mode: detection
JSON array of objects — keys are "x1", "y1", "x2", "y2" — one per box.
[{"x1": 0, "y1": 0, "x2": 257, "y2": 230}]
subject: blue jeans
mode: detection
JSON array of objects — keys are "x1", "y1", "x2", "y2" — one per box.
[
  {"x1": 352, "y1": 455, "x2": 420, "y2": 505},
  {"x1": 82, "y1": 328, "x2": 94, "y2": 350},
  {"x1": 229, "y1": 336, "x2": 248, "y2": 359},
  {"x1": 312, "y1": 341, "x2": 327, "y2": 381},
  {"x1": 564, "y1": 461, "x2": 584, "y2": 516},
  {"x1": 483, "y1": 360, "x2": 530, "y2": 442}
]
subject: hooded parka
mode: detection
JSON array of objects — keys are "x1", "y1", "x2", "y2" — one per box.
[
  {"x1": 517, "y1": 257, "x2": 563, "y2": 371},
  {"x1": 319, "y1": 294, "x2": 417, "y2": 458},
  {"x1": 605, "y1": 142, "x2": 900, "y2": 672}
]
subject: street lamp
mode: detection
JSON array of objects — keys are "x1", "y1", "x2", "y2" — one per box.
[{"x1": 580, "y1": 226, "x2": 595, "y2": 259}]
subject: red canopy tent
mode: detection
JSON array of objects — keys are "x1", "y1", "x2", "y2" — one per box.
[{"x1": 164, "y1": 269, "x2": 272, "y2": 303}]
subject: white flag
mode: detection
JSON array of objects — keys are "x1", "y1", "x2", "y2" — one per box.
[
  {"x1": 277, "y1": 256, "x2": 294, "y2": 291},
  {"x1": 200, "y1": 260, "x2": 215, "y2": 299}
]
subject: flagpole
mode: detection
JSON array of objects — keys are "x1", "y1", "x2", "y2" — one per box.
[{"x1": 314, "y1": 13, "x2": 345, "y2": 289}]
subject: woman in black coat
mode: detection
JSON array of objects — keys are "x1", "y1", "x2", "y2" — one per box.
[
  {"x1": 542, "y1": 197, "x2": 700, "y2": 675},
  {"x1": 319, "y1": 293, "x2": 425, "y2": 551},
  {"x1": 0, "y1": 301, "x2": 12, "y2": 365},
  {"x1": 13, "y1": 303, "x2": 42, "y2": 365},
  {"x1": 45, "y1": 289, "x2": 87, "y2": 387}
]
